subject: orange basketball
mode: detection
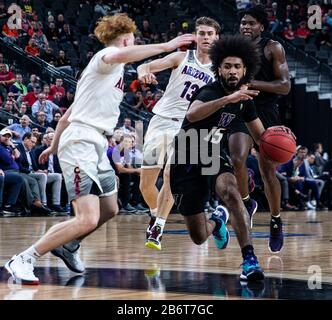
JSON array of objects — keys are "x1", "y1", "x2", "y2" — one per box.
[{"x1": 260, "y1": 126, "x2": 297, "y2": 164}]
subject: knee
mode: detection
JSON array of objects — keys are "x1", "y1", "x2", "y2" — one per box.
[
  {"x1": 77, "y1": 215, "x2": 99, "y2": 233},
  {"x1": 189, "y1": 232, "x2": 205, "y2": 245},
  {"x1": 231, "y1": 155, "x2": 246, "y2": 170}
]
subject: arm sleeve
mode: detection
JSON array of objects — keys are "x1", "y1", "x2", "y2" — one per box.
[{"x1": 242, "y1": 100, "x2": 258, "y2": 123}]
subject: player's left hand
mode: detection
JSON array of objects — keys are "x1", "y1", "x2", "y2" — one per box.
[{"x1": 139, "y1": 72, "x2": 158, "y2": 85}]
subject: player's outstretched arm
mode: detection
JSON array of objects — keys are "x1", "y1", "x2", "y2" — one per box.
[
  {"x1": 137, "y1": 51, "x2": 186, "y2": 84},
  {"x1": 39, "y1": 107, "x2": 72, "y2": 164},
  {"x1": 102, "y1": 34, "x2": 195, "y2": 65}
]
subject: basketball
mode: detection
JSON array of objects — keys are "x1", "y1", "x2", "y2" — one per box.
[{"x1": 260, "y1": 126, "x2": 297, "y2": 164}]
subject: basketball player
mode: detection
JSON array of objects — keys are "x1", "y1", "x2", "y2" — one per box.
[
  {"x1": 138, "y1": 17, "x2": 220, "y2": 250},
  {"x1": 170, "y1": 35, "x2": 264, "y2": 281},
  {"x1": 228, "y1": 5, "x2": 290, "y2": 253},
  {"x1": 4, "y1": 14, "x2": 195, "y2": 284}
]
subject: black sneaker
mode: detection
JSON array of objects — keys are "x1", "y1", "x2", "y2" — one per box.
[
  {"x1": 2, "y1": 205, "x2": 22, "y2": 217},
  {"x1": 50, "y1": 205, "x2": 69, "y2": 216},
  {"x1": 146, "y1": 215, "x2": 156, "y2": 240},
  {"x1": 269, "y1": 217, "x2": 284, "y2": 253}
]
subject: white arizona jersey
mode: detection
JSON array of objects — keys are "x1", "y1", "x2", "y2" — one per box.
[
  {"x1": 152, "y1": 50, "x2": 215, "y2": 119},
  {"x1": 68, "y1": 46, "x2": 125, "y2": 135}
]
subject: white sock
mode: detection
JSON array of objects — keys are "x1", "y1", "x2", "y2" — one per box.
[
  {"x1": 150, "y1": 208, "x2": 158, "y2": 217},
  {"x1": 64, "y1": 239, "x2": 81, "y2": 252},
  {"x1": 242, "y1": 195, "x2": 250, "y2": 201},
  {"x1": 155, "y1": 217, "x2": 166, "y2": 233},
  {"x1": 19, "y1": 245, "x2": 41, "y2": 264},
  {"x1": 272, "y1": 214, "x2": 281, "y2": 219}
]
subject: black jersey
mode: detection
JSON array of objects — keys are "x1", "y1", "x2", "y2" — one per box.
[
  {"x1": 254, "y1": 37, "x2": 279, "y2": 107},
  {"x1": 173, "y1": 81, "x2": 257, "y2": 164}
]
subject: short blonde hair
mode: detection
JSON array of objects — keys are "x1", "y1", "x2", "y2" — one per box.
[{"x1": 94, "y1": 14, "x2": 137, "y2": 45}]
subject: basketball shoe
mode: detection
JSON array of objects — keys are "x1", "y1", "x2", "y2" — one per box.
[
  {"x1": 244, "y1": 198, "x2": 258, "y2": 228},
  {"x1": 51, "y1": 245, "x2": 85, "y2": 273},
  {"x1": 210, "y1": 205, "x2": 230, "y2": 250},
  {"x1": 145, "y1": 224, "x2": 162, "y2": 251},
  {"x1": 240, "y1": 254, "x2": 265, "y2": 281},
  {"x1": 5, "y1": 254, "x2": 39, "y2": 285},
  {"x1": 269, "y1": 216, "x2": 284, "y2": 253},
  {"x1": 146, "y1": 215, "x2": 156, "y2": 240}
]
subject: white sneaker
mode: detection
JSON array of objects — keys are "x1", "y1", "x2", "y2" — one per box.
[
  {"x1": 5, "y1": 255, "x2": 39, "y2": 285},
  {"x1": 51, "y1": 245, "x2": 85, "y2": 273}
]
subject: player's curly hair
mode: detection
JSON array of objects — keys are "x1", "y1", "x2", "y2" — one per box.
[
  {"x1": 239, "y1": 4, "x2": 270, "y2": 32},
  {"x1": 94, "y1": 13, "x2": 137, "y2": 45},
  {"x1": 209, "y1": 35, "x2": 261, "y2": 83}
]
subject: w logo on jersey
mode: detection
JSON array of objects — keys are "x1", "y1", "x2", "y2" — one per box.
[{"x1": 218, "y1": 112, "x2": 236, "y2": 128}]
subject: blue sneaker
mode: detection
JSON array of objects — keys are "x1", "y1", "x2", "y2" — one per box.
[
  {"x1": 210, "y1": 205, "x2": 230, "y2": 250},
  {"x1": 269, "y1": 217, "x2": 284, "y2": 253},
  {"x1": 240, "y1": 254, "x2": 265, "y2": 281},
  {"x1": 244, "y1": 199, "x2": 258, "y2": 228}
]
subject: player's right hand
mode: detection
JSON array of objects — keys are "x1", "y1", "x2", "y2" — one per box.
[
  {"x1": 228, "y1": 89, "x2": 260, "y2": 103},
  {"x1": 39, "y1": 147, "x2": 53, "y2": 164},
  {"x1": 165, "y1": 33, "x2": 196, "y2": 52},
  {"x1": 139, "y1": 72, "x2": 158, "y2": 85}
]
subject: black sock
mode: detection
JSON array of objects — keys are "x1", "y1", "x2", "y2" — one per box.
[{"x1": 241, "y1": 245, "x2": 254, "y2": 259}]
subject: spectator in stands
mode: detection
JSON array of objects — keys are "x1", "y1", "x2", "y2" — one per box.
[
  {"x1": 32, "y1": 93, "x2": 59, "y2": 123},
  {"x1": 166, "y1": 22, "x2": 178, "y2": 40},
  {"x1": 0, "y1": 129, "x2": 25, "y2": 215},
  {"x1": 0, "y1": 100, "x2": 15, "y2": 125},
  {"x1": 17, "y1": 102, "x2": 28, "y2": 118},
  {"x1": 41, "y1": 46, "x2": 56, "y2": 65},
  {"x1": 17, "y1": 132, "x2": 56, "y2": 213},
  {"x1": 325, "y1": 9, "x2": 332, "y2": 28},
  {"x1": 0, "y1": 1, "x2": 7, "y2": 21},
  {"x1": 126, "y1": 90, "x2": 144, "y2": 112},
  {"x1": 2, "y1": 21, "x2": 20, "y2": 44},
  {"x1": 5, "y1": 93, "x2": 19, "y2": 113},
  {"x1": 315, "y1": 26, "x2": 332, "y2": 50},
  {"x1": 42, "y1": 84, "x2": 54, "y2": 101},
  {"x1": 56, "y1": 14, "x2": 66, "y2": 34},
  {"x1": 283, "y1": 23, "x2": 296, "y2": 41},
  {"x1": 282, "y1": 4, "x2": 296, "y2": 24},
  {"x1": 34, "y1": 111, "x2": 49, "y2": 132},
  {"x1": 32, "y1": 132, "x2": 67, "y2": 214},
  {"x1": 111, "y1": 127, "x2": 124, "y2": 145},
  {"x1": 27, "y1": 74, "x2": 41, "y2": 92},
  {"x1": 9, "y1": 74, "x2": 28, "y2": 100},
  {"x1": 0, "y1": 63, "x2": 15, "y2": 98},
  {"x1": 121, "y1": 117, "x2": 135, "y2": 134},
  {"x1": 141, "y1": 20, "x2": 153, "y2": 40},
  {"x1": 295, "y1": 21, "x2": 311, "y2": 41},
  {"x1": 94, "y1": 0, "x2": 111, "y2": 16},
  {"x1": 79, "y1": 50, "x2": 94, "y2": 70},
  {"x1": 59, "y1": 24, "x2": 79, "y2": 48},
  {"x1": 59, "y1": 88, "x2": 74, "y2": 112},
  {"x1": 50, "y1": 78, "x2": 65, "y2": 98},
  {"x1": 143, "y1": 90, "x2": 156, "y2": 112},
  {"x1": 31, "y1": 23, "x2": 49, "y2": 50},
  {"x1": 313, "y1": 142, "x2": 328, "y2": 175},
  {"x1": 7, "y1": 115, "x2": 32, "y2": 143},
  {"x1": 25, "y1": 38, "x2": 40, "y2": 56},
  {"x1": 55, "y1": 50, "x2": 72, "y2": 74},
  {"x1": 23, "y1": 83, "x2": 41, "y2": 109},
  {"x1": 45, "y1": 22, "x2": 60, "y2": 42},
  {"x1": 49, "y1": 111, "x2": 62, "y2": 129},
  {"x1": 0, "y1": 128, "x2": 51, "y2": 215},
  {"x1": 0, "y1": 53, "x2": 9, "y2": 72},
  {"x1": 107, "y1": 134, "x2": 140, "y2": 213}
]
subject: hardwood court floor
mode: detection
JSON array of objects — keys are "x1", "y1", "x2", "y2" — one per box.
[{"x1": 0, "y1": 209, "x2": 332, "y2": 300}]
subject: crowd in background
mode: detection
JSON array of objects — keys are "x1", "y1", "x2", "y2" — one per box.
[{"x1": 0, "y1": 0, "x2": 332, "y2": 216}]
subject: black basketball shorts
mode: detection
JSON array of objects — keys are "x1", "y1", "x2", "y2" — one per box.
[{"x1": 170, "y1": 150, "x2": 234, "y2": 216}]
